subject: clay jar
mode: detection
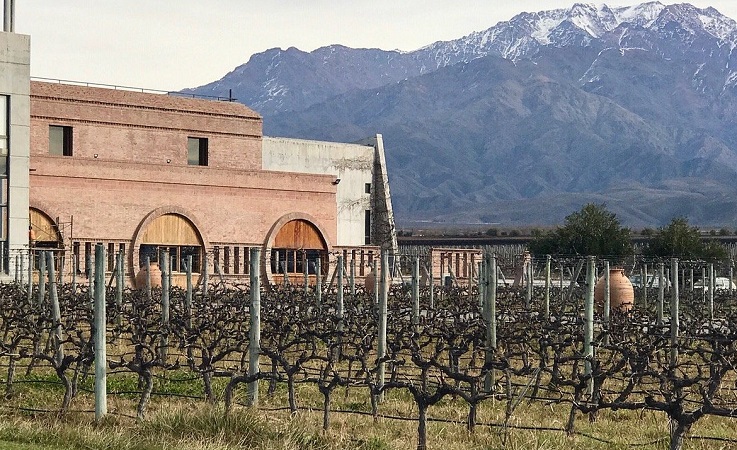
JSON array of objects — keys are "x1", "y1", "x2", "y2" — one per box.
[
  {"x1": 364, "y1": 268, "x2": 392, "y2": 293},
  {"x1": 364, "y1": 268, "x2": 377, "y2": 293},
  {"x1": 135, "y1": 262, "x2": 162, "y2": 289},
  {"x1": 594, "y1": 268, "x2": 634, "y2": 313}
]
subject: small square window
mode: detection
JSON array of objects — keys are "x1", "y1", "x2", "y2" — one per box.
[
  {"x1": 188, "y1": 137, "x2": 208, "y2": 166},
  {"x1": 49, "y1": 125, "x2": 73, "y2": 156},
  {"x1": 365, "y1": 183, "x2": 371, "y2": 194}
]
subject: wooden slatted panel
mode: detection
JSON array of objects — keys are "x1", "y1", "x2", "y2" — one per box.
[
  {"x1": 141, "y1": 214, "x2": 201, "y2": 245},
  {"x1": 274, "y1": 219, "x2": 325, "y2": 250},
  {"x1": 30, "y1": 208, "x2": 60, "y2": 243}
]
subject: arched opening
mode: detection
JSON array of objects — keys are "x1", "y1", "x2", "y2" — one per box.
[
  {"x1": 30, "y1": 208, "x2": 62, "y2": 249},
  {"x1": 137, "y1": 213, "x2": 203, "y2": 273},
  {"x1": 270, "y1": 219, "x2": 328, "y2": 279}
]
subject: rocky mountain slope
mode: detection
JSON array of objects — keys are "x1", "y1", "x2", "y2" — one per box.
[{"x1": 184, "y1": 2, "x2": 737, "y2": 227}]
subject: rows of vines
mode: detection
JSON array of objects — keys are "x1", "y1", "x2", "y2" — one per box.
[{"x1": 1, "y1": 261, "x2": 737, "y2": 450}]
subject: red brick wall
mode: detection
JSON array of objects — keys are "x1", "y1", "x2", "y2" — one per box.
[
  {"x1": 30, "y1": 81, "x2": 263, "y2": 170},
  {"x1": 31, "y1": 155, "x2": 338, "y2": 246}
]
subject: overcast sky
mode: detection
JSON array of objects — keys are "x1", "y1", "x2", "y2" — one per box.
[{"x1": 14, "y1": 1, "x2": 737, "y2": 91}]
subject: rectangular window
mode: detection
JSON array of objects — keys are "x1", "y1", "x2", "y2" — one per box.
[
  {"x1": 107, "y1": 243, "x2": 115, "y2": 271},
  {"x1": 180, "y1": 246, "x2": 201, "y2": 273},
  {"x1": 139, "y1": 244, "x2": 158, "y2": 267},
  {"x1": 187, "y1": 137, "x2": 208, "y2": 166},
  {"x1": 364, "y1": 210, "x2": 371, "y2": 245},
  {"x1": 306, "y1": 250, "x2": 322, "y2": 275},
  {"x1": 365, "y1": 183, "x2": 371, "y2": 194},
  {"x1": 72, "y1": 242, "x2": 80, "y2": 273},
  {"x1": 224, "y1": 246, "x2": 230, "y2": 274},
  {"x1": 233, "y1": 246, "x2": 240, "y2": 275},
  {"x1": 49, "y1": 125, "x2": 73, "y2": 156},
  {"x1": 139, "y1": 244, "x2": 200, "y2": 273}
]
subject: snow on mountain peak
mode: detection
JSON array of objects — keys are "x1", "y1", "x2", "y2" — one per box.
[
  {"x1": 413, "y1": 2, "x2": 737, "y2": 74},
  {"x1": 523, "y1": 3, "x2": 621, "y2": 45},
  {"x1": 477, "y1": 2, "x2": 736, "y2": 60},
  {"x1": 613, "y1": 1, "x2": 665, "y2": 27}
]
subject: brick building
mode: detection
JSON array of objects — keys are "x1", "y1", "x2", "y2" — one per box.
[
  {"x1": 0, "y1": 5, "x2": 397, "y2": 287},
  {"x1": 27, "y1": 79, "x2": 396, "y2": 287}
]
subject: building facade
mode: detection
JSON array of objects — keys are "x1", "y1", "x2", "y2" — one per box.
[{"x1": 27, "y1": 81, "x2": 394, "y2": 286}]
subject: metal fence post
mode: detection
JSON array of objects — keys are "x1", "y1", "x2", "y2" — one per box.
[
  {"x1": 160, "y1": 250, "x2": 170, "y2": 363},
  {"x1": 657, "y1": 262, "x2": 664, "y2": 326},
  {"x1": 116, "y1": 250, "x2": 124, "y2": 299},
  {"x1": 337, "y1": 254, "x2": 344, "y2": 329},
  {"x1": 478, "y1": 261, "x2": 484, "y2": 308},
  {"x1": 584, "y1": 256, "x2": 595, "y2": 396},
  {"x1": 94, "y1": 244, "x2": 107, "y2": 420},
  {"x1": 708, "y1": 263, "x2": 714, "y2": 321},
  {"x1": 47, "y1": 252, "x2": 63, "y2": 367},
  {"x1": 412, "y1": 256, "x2": 419, "y2": 327},
  {"x1": 428, "y1": 258, "x2": 434, "y2": 310},
  {"x1": 484, "y1": 252, "x2": 497, "y2": 393},
  {"x1": 642, "y1": 264, "x2": 648, "y2": 308},
  {"x1": 350, "y1": 257, "x2": 356, "y2": 299},
  {"x1": 377, "y1": 249, "x2": 388, "y2": 403},
  {"x1": 544, "y1": 255, "x2": 551, "y2": 320},
  {"x1": 525, "y1": 258, "x2": 532, "y2": 309},
  {"x1": 27, "y1": 250, "x2": 32, "y2": 304},
  {"x1": 248, "y1": 247, "x2": 261, "y2": 406},
  {"x1": 316, "y1": 258, "x2": 322, "y2": 309},
  {"x1": 603, "y1": 260, "x2": 610, "y2": 345},
  {"x1": 670, "y1": 258, "x2": 679, "y2": 368},
  {"x1": 37, "y1": 251, "x2": 46, "y2": 306}
]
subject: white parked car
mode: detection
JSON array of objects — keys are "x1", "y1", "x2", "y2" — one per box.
[
  {"x1": 694, "y1": 277, "x2": 736, "y2": 290},
  {"x1": 629, "y1": 274, "x2": 671, "y2": 289}
]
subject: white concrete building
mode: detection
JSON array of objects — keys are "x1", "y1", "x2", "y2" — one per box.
[
  {"x1": 0, "y1": 6, "x2": 31, "y2": 280},
  {"x1": 263, "y1": 134, "x2": 397, "y2": 252}
]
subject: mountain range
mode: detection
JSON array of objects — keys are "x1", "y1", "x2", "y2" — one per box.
[{"x1": 183, "y1": 2, "x2": 737, "y2": 228}]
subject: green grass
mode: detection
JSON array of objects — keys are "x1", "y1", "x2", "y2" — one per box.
[{"x1": 0, "y1": 442, "x2": 55, "y2": 450}]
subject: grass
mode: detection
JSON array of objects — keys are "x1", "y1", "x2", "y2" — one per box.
[
  {"x1": 1, "y1": 369, "x2": 736, "y2": 450},
  {"x1": 0, "y1": 392, "x2": 735, "y2": 449},
  {"x1": 3, "y1": 361, "x2": 737, "y2": 449},
  {"x1": 0, "y1": 443, "x2": 54, "y2": 450}
]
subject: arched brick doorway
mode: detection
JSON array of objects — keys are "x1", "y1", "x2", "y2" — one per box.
[
  {"x1": 264, "y1": 215, "x2": 331, "y2": 285},
  {"x1": 30, "y1": 207, "x2": 62, "y2": 249},
  {"x1": 132, "y1": 209, "x2": 208, "y2": 287}
]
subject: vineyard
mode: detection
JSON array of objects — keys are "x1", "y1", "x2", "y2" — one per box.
[{"x1": 2, "y1": 249, "x2": 737, "y2": 450}]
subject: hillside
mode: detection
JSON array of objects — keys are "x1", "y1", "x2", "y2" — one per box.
[{"x1": 184, "y1": 2, "x2": 737, "y2": 227}]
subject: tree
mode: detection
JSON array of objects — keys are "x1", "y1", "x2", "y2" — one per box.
[
  {"x1": 528, "y1": 203, "x2": 632, "y2": 257},
  {"x1": 645, "y1": 217, "x2": 727, "y2": 260},
  {"x1": 702, "y1": 240, "x2": 728, "y2": 260}
]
